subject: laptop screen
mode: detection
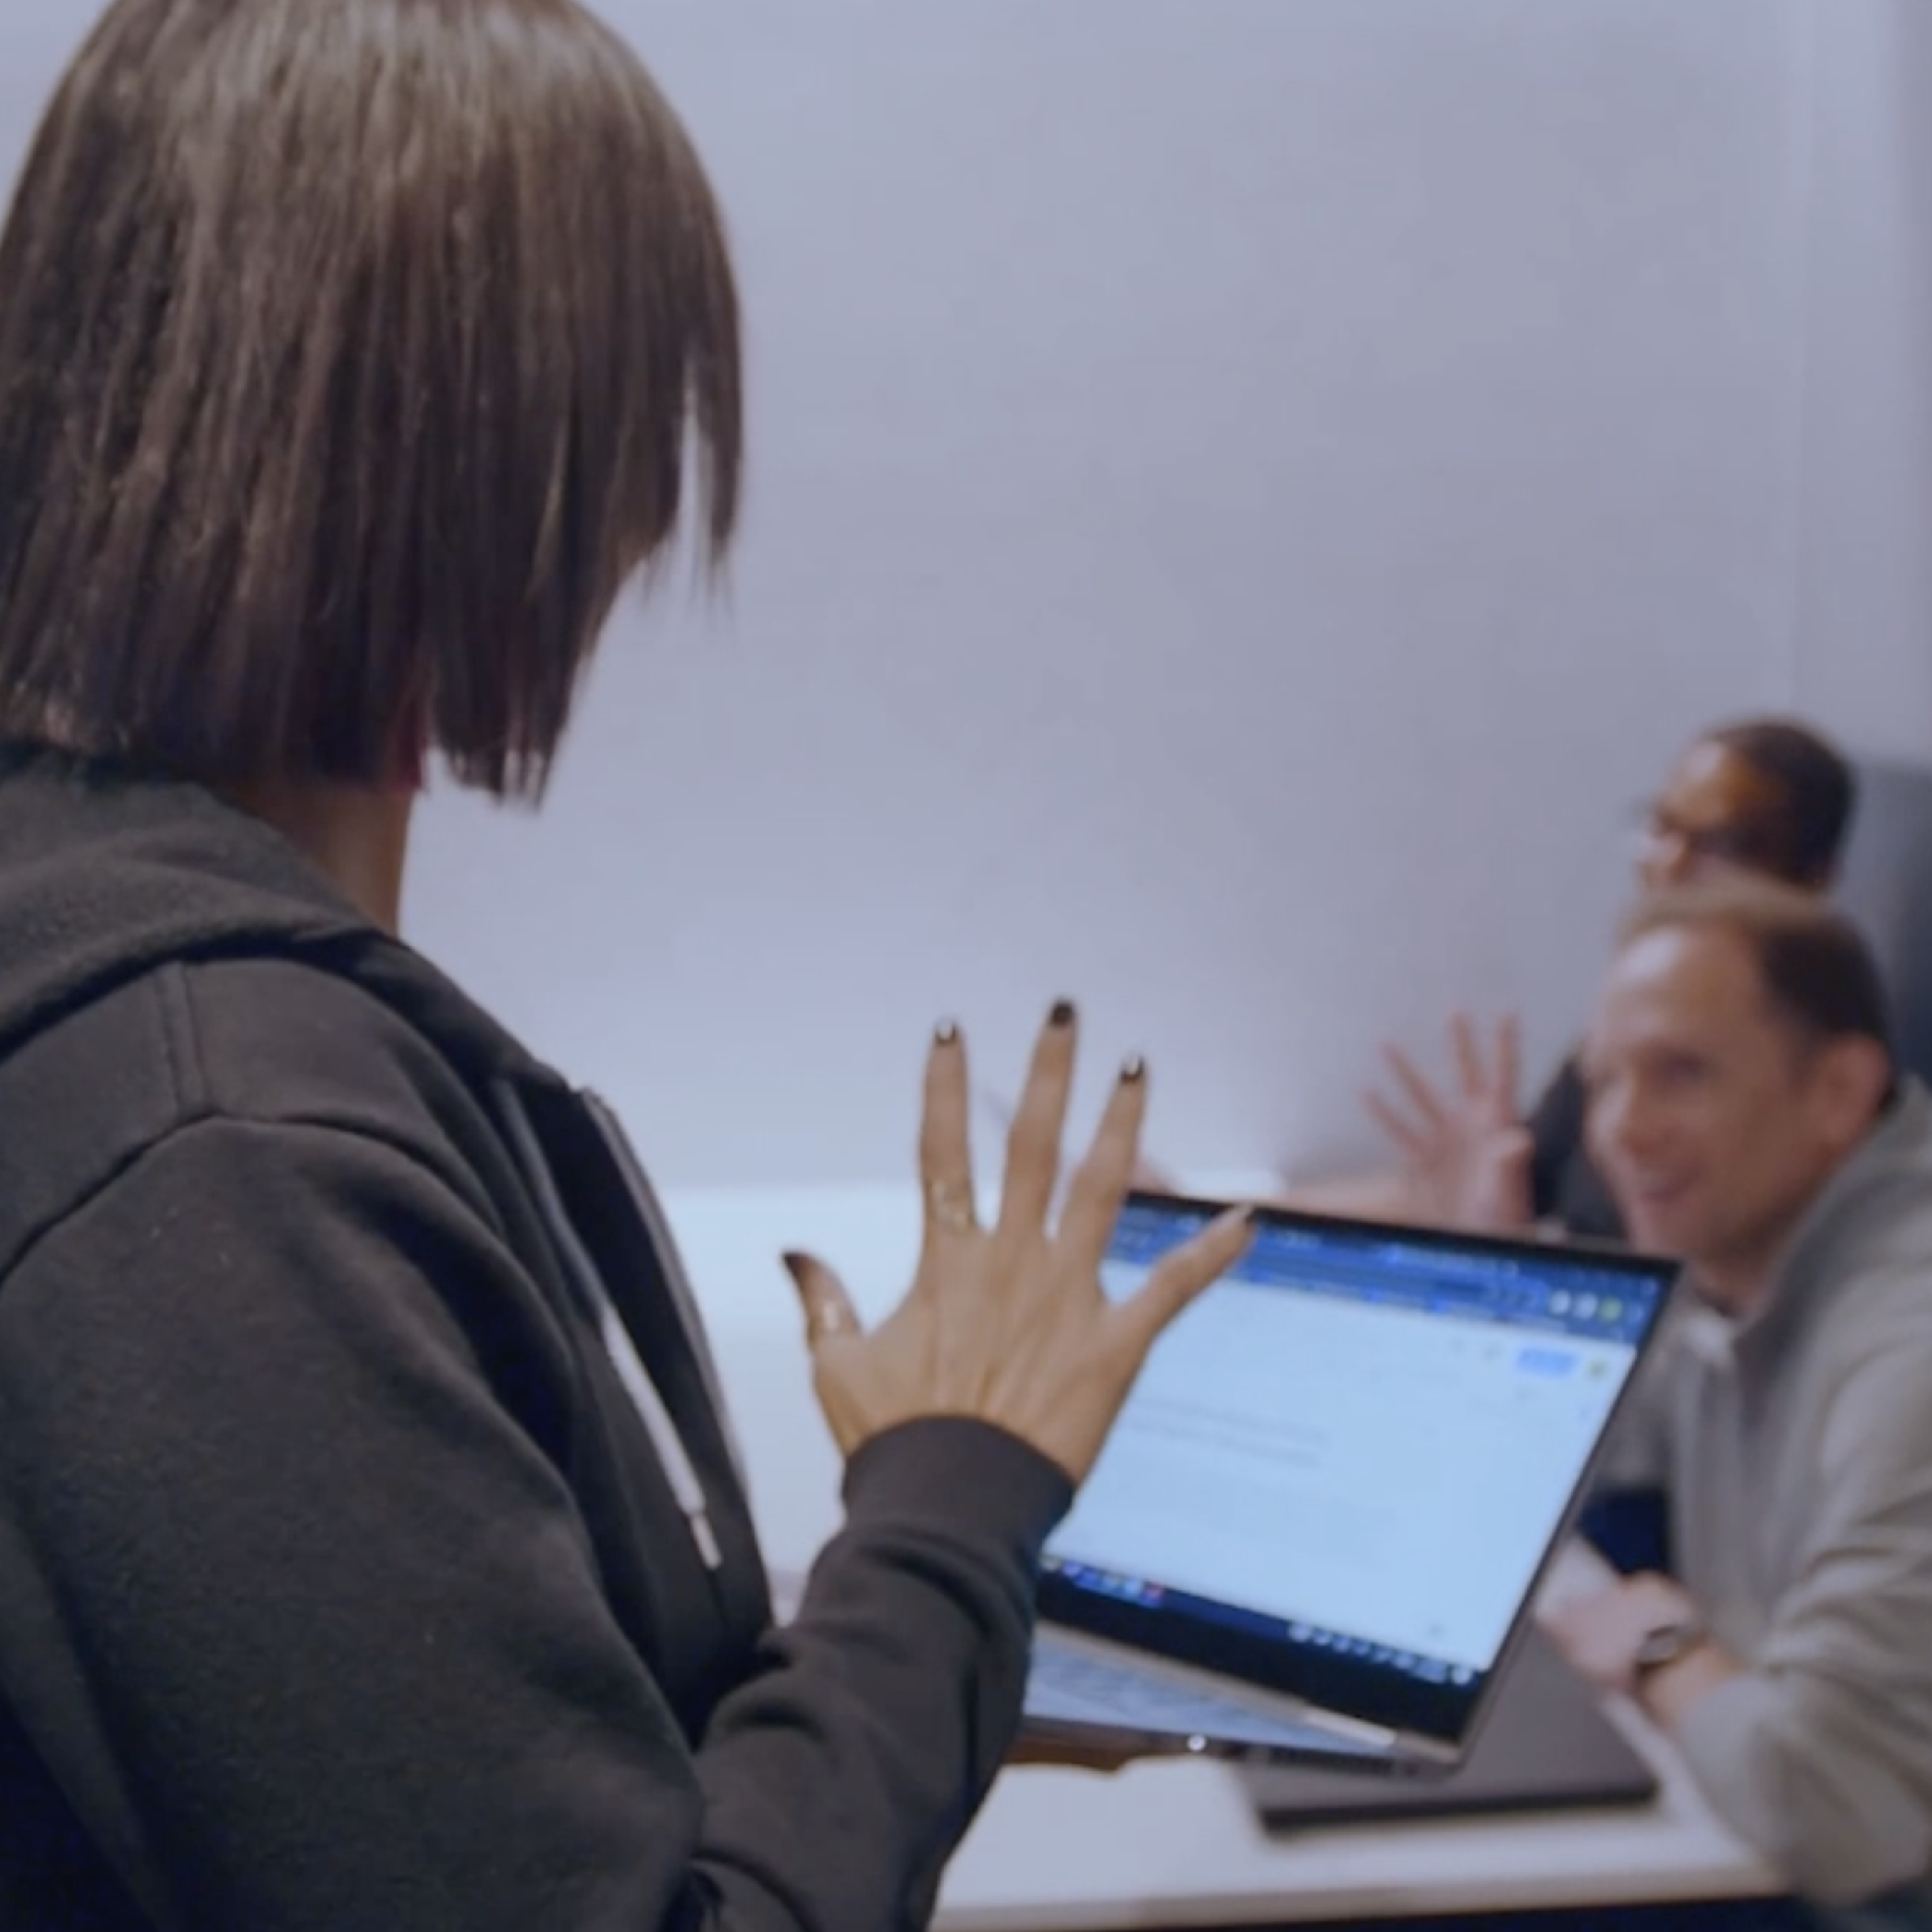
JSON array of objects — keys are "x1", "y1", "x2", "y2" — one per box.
[{"x1": 1038, "y1": 1194, "x2": 1676, "y2": 1745}]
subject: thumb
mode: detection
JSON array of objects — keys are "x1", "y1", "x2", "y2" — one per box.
[
  {"x1": 1118, "y1": 1204, "x2": 1254, "y2": 1349},
  {"x1": 779, "y1": 1250, "x2": 865, "y2": 1349}
]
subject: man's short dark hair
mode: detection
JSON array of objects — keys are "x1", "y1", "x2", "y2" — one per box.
[
  {"x1": 1619, "y1": 878, "x2": 1893, "y2": 1063},
  {"x1": 0, "y1": 0, "x2": 741, "y2": 797},
  {"x1": 1703, "y1": 718, "x2": 1858, "y2": 883}
]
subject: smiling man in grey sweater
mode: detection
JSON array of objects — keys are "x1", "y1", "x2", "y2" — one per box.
[{"x1": 1542, "y1": 879, "x2": 1932, "y2": 1930}]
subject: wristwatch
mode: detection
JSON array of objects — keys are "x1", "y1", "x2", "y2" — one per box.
[{"x1": 1631, "y1": 1617, "x2": 1707, "y2": 1679}]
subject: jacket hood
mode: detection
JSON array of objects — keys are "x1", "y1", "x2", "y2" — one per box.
[{"x1": 0, "y1": 746, "x2": 542, "y2": 1082}]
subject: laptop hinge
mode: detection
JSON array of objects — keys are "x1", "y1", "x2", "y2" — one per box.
[{"x1": 1298, "y1": 1704, "x2": 1400, "y2": 1751}]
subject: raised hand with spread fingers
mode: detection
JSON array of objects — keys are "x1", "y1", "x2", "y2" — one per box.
[
  {"x1": 1363, "y1": 1012, "x2": 1533, "y2": 1233},
  {"x1": 782, "y1": 998, "x2": 1254, "y2": 1484}
]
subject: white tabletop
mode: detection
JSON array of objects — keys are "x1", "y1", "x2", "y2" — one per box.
[{"x1": 662, "y1": 1181, "x2": 1782, "y2": 1929}]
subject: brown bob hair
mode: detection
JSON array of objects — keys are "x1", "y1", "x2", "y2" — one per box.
[{"x1": 0, "y1": 0, "x2": 741, "y2": 797}]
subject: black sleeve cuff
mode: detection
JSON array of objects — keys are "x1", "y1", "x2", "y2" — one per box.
[{"x1": 842, "y1": 1416, "x2": 1074, "y2": 1565}]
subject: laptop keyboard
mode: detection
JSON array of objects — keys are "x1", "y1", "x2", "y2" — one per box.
[{"x1": 1027, "y1": 1641, "x2": 1387, "y2": 1759}]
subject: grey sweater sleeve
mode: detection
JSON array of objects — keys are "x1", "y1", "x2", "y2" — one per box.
[
  {"x1": 0, "y1": 1115, "x2": 1069, "y2": 1932},
  {"x1": 1674, "y1": 1302, "x2": 1932, "y2": 1906}
]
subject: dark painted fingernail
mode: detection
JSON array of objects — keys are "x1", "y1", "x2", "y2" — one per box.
[
  {"x1": 1119, "y1": 1053, "x2": 1146, "y2": 1084},
  {"x1": 1049, "y1": 998, "x2": 1077, "y2": 1028},
  {"x1": 933, "y1": 1018, "x2": 959, "y2": 1046},
  {"x1": 779, "y1": 1250, "x2": 808, "y2": 1280}
]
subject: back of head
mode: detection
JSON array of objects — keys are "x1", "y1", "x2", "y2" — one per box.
[
  {"x1": 1702, "y1": 717, "x2": 1857, "y2": 885},
  {"x1": 1619, "y1": 875, "x2": 1892, "y2": 1064},
  {"x1": 0, "y1": 0, "x2": 741, "y2": 797}
]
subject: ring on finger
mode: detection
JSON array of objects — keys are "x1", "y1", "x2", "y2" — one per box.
[{"x1": 924, "y1": 1175, "x2": 979, "y2": 1235}]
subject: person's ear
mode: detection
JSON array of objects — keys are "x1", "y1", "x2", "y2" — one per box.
[{"x1": 1808, "y1": 1036, "x2": 1892, "y2": 1149}]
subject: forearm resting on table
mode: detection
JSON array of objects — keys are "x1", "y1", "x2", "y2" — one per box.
[{"x1": 1653, "y1": 1645, "x2": 1932, "y2": 1906}]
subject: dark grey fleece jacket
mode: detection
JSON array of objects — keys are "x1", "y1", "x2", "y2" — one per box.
[{"x1": 0, "y1": 749, "x2": 1069, "y2": 1932}]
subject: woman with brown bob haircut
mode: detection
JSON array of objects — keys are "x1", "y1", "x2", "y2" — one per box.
[{"x1": 0, "y1": 4, "x2": 1251, "y2": 1927}]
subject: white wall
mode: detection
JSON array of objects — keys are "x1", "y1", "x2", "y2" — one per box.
[
  {"x1": 4, "y1": 3, "x2": 1928, "y2": 1188},
  {"x1": 1787, "y1": 0, "x2": 1932, "y2": 756},
  {"x1": 409, "y1": 0, "x2": 1815, "y2": 1186}
]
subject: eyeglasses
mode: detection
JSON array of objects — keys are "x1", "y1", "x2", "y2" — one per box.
[{"x1": 1629, "y1": 800, "x2": 1787, "y2": 871}]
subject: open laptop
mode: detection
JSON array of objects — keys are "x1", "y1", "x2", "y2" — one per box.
[
  {"x1": 1022, "y1": 1191, "x2": 1676, "y2": 1773},
  {"x1": 1241, "y1": 1627, "x2": 1657, "y2": 1825}
]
